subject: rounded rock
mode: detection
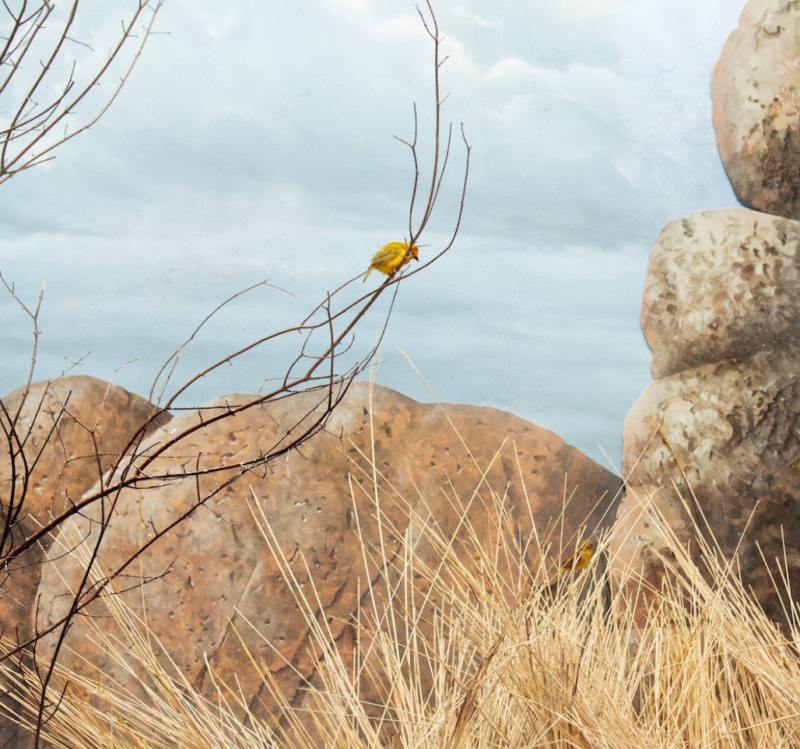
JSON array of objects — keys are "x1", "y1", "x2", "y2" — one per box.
[
  {"x1": 712, "y1": 0, "x2": 800, "y2": 219},
  {"x1": 642, "y1": 209, "x2": 800, "y2": 379}
]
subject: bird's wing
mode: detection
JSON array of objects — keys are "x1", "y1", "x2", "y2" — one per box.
[{"x1": 370, "y1": 243, "x2": 403, "y2": 266}]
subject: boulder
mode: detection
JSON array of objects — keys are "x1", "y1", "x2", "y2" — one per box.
[
  {"x1": 616, "y1": 208, "x2": 800, "y2": 623},
  {"x1": 0, "y1": 376, "x2": 168, "y2": 748},
  {"x1": 0, "y1": 376, "x2": 168, "y2": 532},
  {"x1": 642, "y1": 209, "x2": 800, "y2": 379},
  {"x1": 712, "y1": 0, "x2": 800, "y2": 219},
  {"x1": 34, "y1": 381, "x2": 622, "y2": 740},
  {"x1": 0, "y1": 376, "x2": 169, "y2": 638}
]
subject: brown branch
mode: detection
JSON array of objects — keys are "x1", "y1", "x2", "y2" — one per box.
[
  {"x1": 0, "y1": 1, "x2": 163, "y2": 184},
  {"x1": 0, "y1": 272, "x2": 45, "y2": 426},
  {"x1": 0, "y1": 6, "x2": 472, "y2": 742}
]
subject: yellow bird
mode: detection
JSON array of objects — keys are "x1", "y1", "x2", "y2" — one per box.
[
  {"x1": 363, "y1": 241, "x2": 419, "y2": 283},
  {"x1": 558, "y1": 540, "x2": 594, "y2": 574}
]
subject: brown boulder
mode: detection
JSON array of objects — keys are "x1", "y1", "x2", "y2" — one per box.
[
  {"x1": 712, "y1": 0, "x2": 800, "y2": 219},
  {"x1": 620, "y1": 350, "x2": 800, "y2": 619},
  {"x1": 0, "y1": 376, "x2": 168, "y2": 636},
  {"x1": 35, "y1": 381, "x2": 621, "y2": 739},
  {"x1": 1, "y1": 376, "x2": 167, "y2": 530},
  {"x1": 0, "y1": 376, "x2": 168, "y2": 748}
]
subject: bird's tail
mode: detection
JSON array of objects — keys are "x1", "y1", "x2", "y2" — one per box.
[{"x1": 362, "y1": 268, "x2": 373, "y2": 283}]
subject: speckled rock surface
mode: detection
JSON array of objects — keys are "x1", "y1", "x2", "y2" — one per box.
[
  {"x1": 619, "y1": 350, "x2": 800, "y2": 619},
  {"x1": 616, "y1": 208, "x2": 800, "y2": 624},
  {"x1": 642, "y1": 209, "x2": 800, "y2": 379},
  {"x1": 34, "y1": 381, "x2": 621, "y2": 738},
  {"x1": 0, "y1": 376, "x2": 168, "y2": 749},
  {"x1": 0, "y1": 376, "x2": 168, "y2": 532},
  {"x1": 0, "y1": 376, "x2": 168, "y2": 641},
  {"x1": 712, "y1": 0, "x2": 800, "y2": 218}
]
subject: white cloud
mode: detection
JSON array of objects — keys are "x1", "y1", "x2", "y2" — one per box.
[
  {"x1": 374, "y1": 14, "x2": 425, "y2": 39},
  {"x1": 326, "y1": 0, "x2": 370, "y2": 14},
  {"x1": 451, "y1": 7, "x2": 504, "y2": 29},
  {"x1": 565, "y1": 0, "x2": 625, "y2": 19},
  {"x1": 175, "y1": 4, "x2": 239, "y2": 39},
  {"x1": 0, "y1": 0, "x2": 746, "y2": 464},
  {"x1": 323, "y1": 0, "x2": 421, "y2": 40},
  {"x1": 476, "y1": 57, "x2": 623, "y2": 100}
]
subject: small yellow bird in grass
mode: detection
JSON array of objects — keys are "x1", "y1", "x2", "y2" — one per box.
[
  {"x1": 363, "y1": 241, "x2": 419, "y2": 283},
  {"x1": 559, "y1": 540, "x2": 594, "y2": 574}
]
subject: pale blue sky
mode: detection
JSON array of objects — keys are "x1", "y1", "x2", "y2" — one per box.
[{"x1": 1, "y1": 0, "x2": 742, "y2": 465}]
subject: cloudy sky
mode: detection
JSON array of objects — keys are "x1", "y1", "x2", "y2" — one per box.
[{"x1": 1, "y1": 0, "x2": 743, "y2": 466}]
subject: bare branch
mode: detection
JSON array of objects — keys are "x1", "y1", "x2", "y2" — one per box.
[
  {"x1": 0, "y1": 0, "x2": 164, "y2": 184},
  {"x1": 0, "y1": 5, "x2": 471, "y2": 744}
]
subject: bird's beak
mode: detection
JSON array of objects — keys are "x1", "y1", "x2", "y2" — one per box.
[{"x1": 413, "y1": 255, "x2": 419, "y2": 261}]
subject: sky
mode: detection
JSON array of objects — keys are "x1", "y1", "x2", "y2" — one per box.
[{"x1": 0, "y1": 0, "x2": 744, "y2": 467}]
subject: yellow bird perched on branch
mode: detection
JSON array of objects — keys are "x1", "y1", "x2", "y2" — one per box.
[
  {"x1": 363, "y1": 241, "x2": 419, "y2": 283},
  {"x1": 558, "y1": 540, "x2": 594, "y2": 574}
]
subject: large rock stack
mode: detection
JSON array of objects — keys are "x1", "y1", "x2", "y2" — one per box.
[
  {"x1": 615, "y1": 210, "x2": 800, "y2": 621},
  {"x1": 615, "y1": 0, "x2": 800, "y2": 623}
]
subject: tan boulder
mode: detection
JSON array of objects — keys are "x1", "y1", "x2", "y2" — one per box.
[
  {"x1": 642, "y1": 209, "x2": 800, "y2": 379},
  {"x1": 610, "y1": 482, "x2": 688, "y2": 625},
  {"x1": 712, "y1": 0, "x2": 800, "y2": 219},
  {"x1": 35, "y1": 381, "x2": 622, "y2": 739},
  {"x1": 618, "y1": 209, "x2": 800, "y2": 623},
  {"x1": 621, "y1": 350, "x2": 800, "y2": 619}
]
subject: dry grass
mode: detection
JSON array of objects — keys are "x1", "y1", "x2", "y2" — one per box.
[{"x1": 3, "y1": 427, "x2": 800, "y2": 748}]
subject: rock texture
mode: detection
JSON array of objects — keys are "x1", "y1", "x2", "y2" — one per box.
[
  {"x1": 0, "y1": 376, "x2": 167, "y2": 532},
  {"x1": 0, "y1": 376, "x2": 168, "y2": 637},
  {"x1": 713, "y1": 0, "x2": 800, "y2": 219},
  {"x1": 615, "y1": 208, "x2": 800, "y2": 623},
  {"x1": 0, "y1": 376, "x2": 168, "y2": 748},
  {"x1": 31, "y1": 380, "x2": 621, "y2": 741},
  {"x1": 642, "y1": 209, "x2": 800, "y2": 379}
]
